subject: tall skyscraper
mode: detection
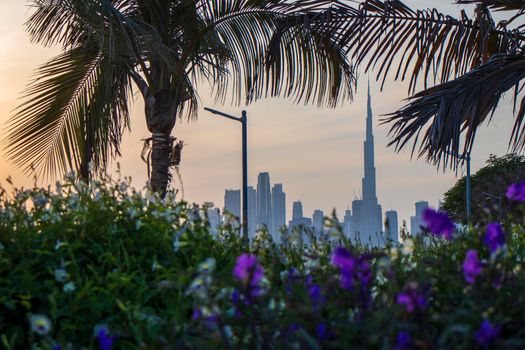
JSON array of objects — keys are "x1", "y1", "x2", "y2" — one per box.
[
  {"x1": 313, "y1": 209, "x2": 324, "y2": 236},
  {"x1": 410, "y1": 201, "x2": 429, "y2": 236},
  {"x1": 224, "y1": 189, "x2": 240, "y2": 218},
  {"x1": 289, "y1": 200, "x2": 312, "y2": 231},
  {"x1": 271, "y1": 184, "x2": 286, "y2": 239},
  {"x1": 256, "y1": 172, "x2": 271, "y2": 231},
  {"x1": 351, "y1": 83, "x2": 384, "y2": 246},
  {"x1": 207, "y1": 207, "x2": 222, "y2": 236},
  {"x1": 343, "y1": 209, "x2": 353, "y2": 238},
  {"x1": 247, "y1": 186, "x2": 257, "y2": 238},
  {"x1": 385, "y1": 210, "x2": 399, "y2": 242}
]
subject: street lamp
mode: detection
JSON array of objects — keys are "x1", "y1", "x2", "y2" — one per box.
[
  {"x1": 204, "y1": 107, "x2": 249, "y2": 247},
  {"x1": 444, "y1": 150, "x2": 472, "y2": 222}
]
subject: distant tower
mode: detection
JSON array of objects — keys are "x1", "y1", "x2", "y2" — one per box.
[
  {"x1": 292, "y1": 201, "x2": 303, "y2": 219},
  {"x1": 247, "y1": 186, "x2": 257, "y2": 237},
  {"x1": 313, "y1": 209, "x2": 324, "y2": 236},
  {"x1": 385, "y1": 210, "x2": 399, "y2": 242},
  {"x1": 256, "y1": 172, "x2": 271, "y2": 231},
  {"x1": 207, "y1": 207, "x2": 222, "y2": 236},
  {"x1": 271, "y1": 184, "x2": 286, "y2": 239},
  {"x1": 351, "y1": 82, "x2": 383, "y2": 246},
  {"x1": 343, "y1": 209, "x2": 353, "y2": 238},
  {"x1": 410, "y1": 201, "x2": 429, "y2": 236},
  {"x1": 289, "y1": 200, "x2": 312, "y2": 232},
  {"x1": 224, "y1": 189, "x2": 240, "y2": 218}
]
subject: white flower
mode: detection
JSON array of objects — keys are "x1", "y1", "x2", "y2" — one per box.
[
  {"x1": 151, "y1": 260, "x2": 162, "y2": 272},
  {"x1": 30, "y1": 314, "x2": 52, "y2": 336},
  {"x1": 0, "y1": 242, "x2": 4, "y2": 251},
  {"x1": 401, "y1": 239, "x2": 414, "y2": 255},
  {"x1": 197, "y1": 258, "x2": 216, "y2": 274},
  {"x1": 63, "y1": 282, "x2": 76, "y2": 293},
  {"x1": 54, "y1": 268, "x2": 69, "y2": 283},
  {"x1": 54, "y1": 240, "x2": 66, "y2": 251}
]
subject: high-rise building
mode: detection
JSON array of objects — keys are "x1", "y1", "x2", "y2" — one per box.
[
  {"x1": 410, "y1": 201, "x2": 429, "y2": 236},
  {"x1": 289, "y1": 200, "x2": 312, "y2": 232},
  {"x1": 256, "y1": 172, "x2": 271, "y2": 231},
  {"x1": 224, "y1": 189, "x2": 240, "y2": 218},
  {"x1": 313, "y1": 209, "x2": 324, "y2": 236},
  {"x1": 385, "y1": 210, "x2": 399, "y2": 242},
  {"x1": 271, "y1": 184, "x2": 286, "y2": 239},
  {"x1": 207, "y1": 207, "x2": 222, "y2": 236},
  {"x1": 247, "y1": 186, "x2": 257, "y2": 238},
  {"x1": 351, "y1": 83, "x2": 384, "y2": 246},
  {"x1": 343, "y1": 209, "x2": 353, "y2": 239}
]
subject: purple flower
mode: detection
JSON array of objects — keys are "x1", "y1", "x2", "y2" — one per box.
[
  {"x1": 474, "y1": 319, "x2": 501, "y2": 347},
  {"x1": 506, "y1": 181, "x2": 525, "y2": 201},
  {"x1": 395, "y1": 332, "x2": 411, "y2": 350},
  {"x1": 484, "y1": 223, "x2": 506, "y2": 253},
  {"x1": 192, "y1": 307, "x2": 202, "y2": 320},
  {"x1": 233, "y1": 254, "x2": 264, "y2": 284},
  {"x1": 396, "y1": 286, "x2": 426, "y2": 313},
  {"x1": 315, "y1": 323, "x2": 330, "y2": 341},
  {"x1": 463, "y1": 250, "x2": 483, "y2": 284},
  {"x1": 331, "y1": 247, "x2": 356, "y2": 290},
  {"x1": 331, "y1": 247, "x2": 356, "y2": 273},
  {"x1": 422, "y1": 208, "x2": 455, "y2": 240},
  {"x1": 97, "y1": 329, "x2": 114, "y2": 350},
  {"x1": 357, "y1": 260, "x2": 373, "y2": 286},
  {"x1": 306, "y1": 275, "x2": 325, "y2": 307},
  {"x1": 233, "y1": 253, "x2": 265, "y2": 299}
]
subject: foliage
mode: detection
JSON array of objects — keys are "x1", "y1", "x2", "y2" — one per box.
[
  {"x1": 4, "y1": 0, "x2": 355, "y2": 180},
  {"x1": 319, "y1": 0, "x2": 525, "y2": 168},
  {"x1": 1, "y1": 176, "x2": 525, "y2": 349},
  {"x1": 441, "y1": 154, "x2": 525, "y2": 223}
]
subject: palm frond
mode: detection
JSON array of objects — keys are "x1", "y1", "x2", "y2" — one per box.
[
  {"x1": 327, "y1": 0, "x2": 523, "y2": 92},
  {"x1": 383, "y1": 53, "x2": 525, "y2": 168},
  {"x1": 186, "y1": 0, "x2": 355, "y2": 108},
  {"x1": 457, "y1": 0, "x2": 525, "y2": 11},
  {"x1": 3, "y1": 47, "x2": 131, "y2": 178}
]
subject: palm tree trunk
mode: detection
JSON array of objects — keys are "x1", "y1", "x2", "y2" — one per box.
[
  {"x1": 150, "y1": 133, "x2": 172, "y2": 197},
  {"x1": 145, "y1": 87, "x2": 180, "y2": 197}
]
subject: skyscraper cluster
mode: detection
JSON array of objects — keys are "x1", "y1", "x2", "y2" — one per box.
[
  {"x1": 217, "y1": 83, "x2": 432, "y2": 245},
  {"x1": 223, "y1": 172, "x2": 287, "y2": 241}
]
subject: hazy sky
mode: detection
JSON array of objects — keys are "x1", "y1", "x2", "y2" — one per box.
[{"x1": 0, "y1": 1, "x2": 518, "y2": 226}]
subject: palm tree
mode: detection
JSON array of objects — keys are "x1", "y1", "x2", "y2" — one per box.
[
  {"x1": 329, "y1": 0, "x2": 525, "y2": 168},
  {"x1": 5, "y1": 0, "x2": 354, "y2": 195}
]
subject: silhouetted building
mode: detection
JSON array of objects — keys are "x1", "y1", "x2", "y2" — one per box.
[
  {"x1": 207, "y1": 206, "x2": 221, "y2": 236},
  {"x1": 224, "y1": 189, "x2": 240, "y2": 218},
  {"x1": 313, "y1": 209, "x2": 324, "y2": 236},
  {"x1": 410, "y1": 201, "x2": 429, "y2": 236},
  {"x1": 247, "y1": 186, "x2": 257, "y2": 238},
  {"x1": 289, "y1": 200, "x2": 312, "y2": 230},
  {"x1": 343, "y1": 209, "x2": 353, "y2": 238},
  {"x1": 271, "y1": 184, "x2": 286, "y2": 239},
  {"x1": 385, "y1": 210, "x2": 399, "y2": 242},
  {"x1": 351, "y1": 83, "x2": 383, "y2": 246},
  {"x1": 257, "y1": 172, "x2": 271, "y2": 231}
]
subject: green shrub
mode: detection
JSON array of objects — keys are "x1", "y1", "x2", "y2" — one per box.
[{"x1": 1, "y1": 175, "x2": 525, "y2": 349}]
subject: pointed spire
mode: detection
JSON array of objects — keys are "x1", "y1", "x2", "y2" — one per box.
[{"x1": 366, "y1": 80, "x2": 373, "y2": 138}]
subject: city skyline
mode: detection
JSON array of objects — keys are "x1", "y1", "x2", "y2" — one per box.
[{"x1": 0, "y1": 0, "x2": 517, "y2": 227}]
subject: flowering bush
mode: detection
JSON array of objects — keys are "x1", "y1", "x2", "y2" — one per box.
[{"x1": 1, "y1": 175, "x2": 525, "y2": 349}]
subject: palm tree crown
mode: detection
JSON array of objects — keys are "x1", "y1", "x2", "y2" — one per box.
[{"x1": 5, "y1": 0, "x2": 355, "y2": 190}]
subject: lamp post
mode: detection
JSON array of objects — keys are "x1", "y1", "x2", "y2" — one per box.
[
  {"x1": 204, "y1": 107, "x2": 248, "y2": 247},
  {"x1": 445, "y1": 150, "x2": 472, "y2": 222}
]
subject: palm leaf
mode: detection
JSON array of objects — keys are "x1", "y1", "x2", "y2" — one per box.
[
  {"x1": 383, "y1": 53, "x2": 525, "y2": 168},
  {"x1": 327, "y1": 0, "x2": 522, "y2": 92}
]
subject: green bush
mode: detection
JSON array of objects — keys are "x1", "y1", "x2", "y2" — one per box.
[{"x1": 1, "y1": 175, "x2": 525, "y2": 349}]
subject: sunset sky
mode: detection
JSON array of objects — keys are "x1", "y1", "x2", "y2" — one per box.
[{"x1": 0, "y1": 0, "x2": 518, "y2": 226}]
